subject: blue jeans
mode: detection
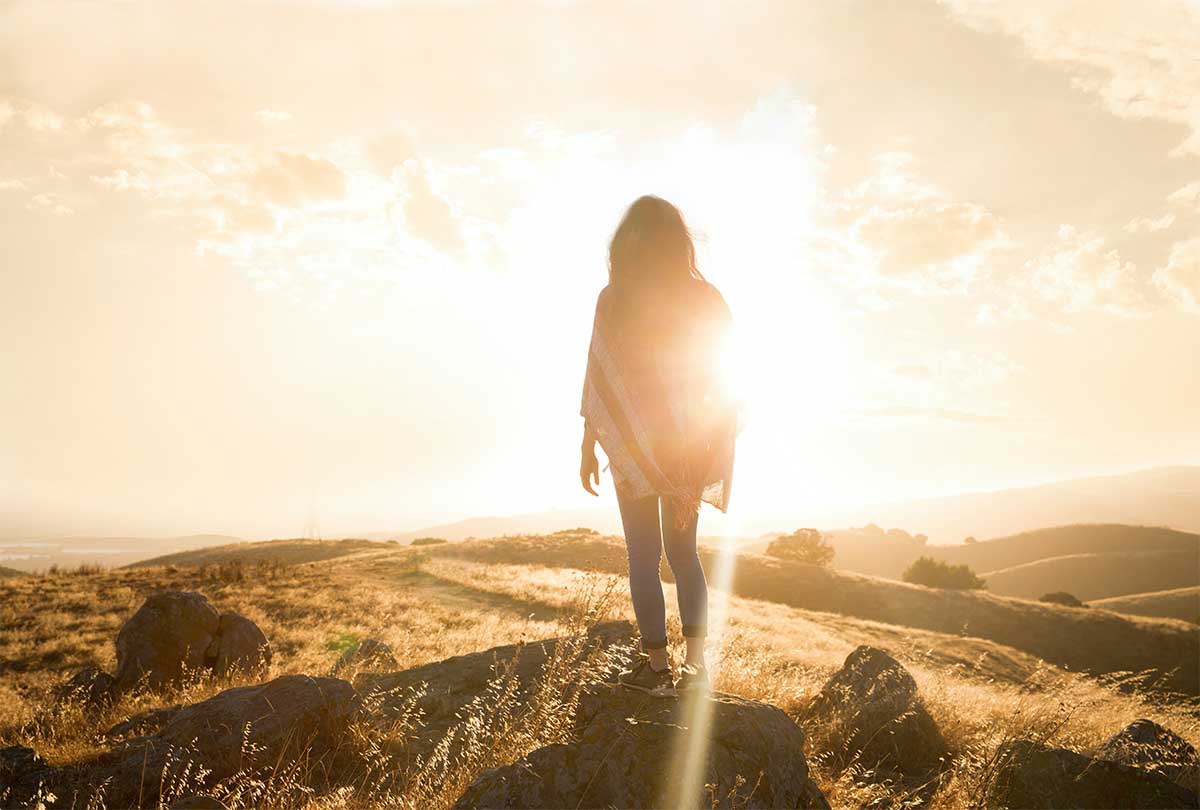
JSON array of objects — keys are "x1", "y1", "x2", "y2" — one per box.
[{"x1": 614, "y1": 481, "x2": 709, "y2": 650}]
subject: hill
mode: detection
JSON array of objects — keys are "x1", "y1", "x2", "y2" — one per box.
[
  {"x1": 775, "y1": 524, "x2": 1200, "y2": 593},
  {"x1": 424, "y1": 533, "x2": 1200, "y2": 697},
  {"x1": 126, "y1": 537, "x2": 395, "y2": 568},
  {"x1": 934, "y1": 524, "x2": 1200, "y2": 572},
  {"x1": 372, "y1": 465, "x2": 1200, "y2": 545},
  {"x1": 0, "y1": 564, "x2": 29, "y2": 578},
  {"x1": 828, "y1": 465, "x2": 1200, "y2": 544},
  {"x1": 3, "y1": 529, "x2": 1198, "y2": 808},
  {"x1": 0, "y1": 533, "x2": 245, "y2": 572},
  {"x1": 1091, "y1": 587, "x2": 1200, "y2": 625},
  {"x1": 979, "y1": 550, "x2": 1200, "y2": 601}
]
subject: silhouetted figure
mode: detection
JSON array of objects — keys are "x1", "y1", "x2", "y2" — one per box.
[{"x1": 580, "y1": 195, "x2": 739, "y2": 696}]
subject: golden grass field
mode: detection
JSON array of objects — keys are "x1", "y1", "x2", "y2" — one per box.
[{"x1": 2, "y1": 530, "x2": 1198, "y2": 808}]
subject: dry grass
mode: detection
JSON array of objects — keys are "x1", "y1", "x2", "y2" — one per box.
[{"x1": 2, "y1": 531, "x2": 1198, "y2": 808}]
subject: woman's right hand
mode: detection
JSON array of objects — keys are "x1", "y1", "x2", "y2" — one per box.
[{"x1": 580, "y1": 447, "x2": 600, "y2": 496}]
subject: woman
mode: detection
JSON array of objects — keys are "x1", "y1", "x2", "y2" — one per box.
[{"x1": 579, "y1": 195, "x2": 739, "y2": 697}]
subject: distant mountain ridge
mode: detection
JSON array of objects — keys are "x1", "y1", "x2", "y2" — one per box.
[{"x1": 367, "y1": 465, "x2": 1200, "y2": 545}]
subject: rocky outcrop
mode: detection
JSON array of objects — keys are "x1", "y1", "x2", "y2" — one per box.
[
  {"x1": 331, "y1": 638, "x2": 398, "y2": 676},
  {"x1": 802, "y1": 645, "x2": 949, "y2": 776},
  {"x1": 115, "y1": 591, "x2": 221, "y2": 692},
  {"x1": 1096, "y1": 719, "x2": 1199, "y2": 790},
  {"x1": 453, "y1": 684, "x2": 829, "y2": 809},
  {"x1": 72, "y1": 675, "x2": 360, "y2": 808},
  {"x1": 991, "y1": 739, "x2": 1199, "y2": 809},
  {"x1": 103, "y1": 704, "x2": 184, "y2": 741},
  {"x1": 113, "y1": 591, "x2": 270, "y2": 693},
  {"x1": 358, "y1": 620, "x2": 635, "y2": 759},
  {"x1": 0, "y1": 746, "x2": 53, "y2": 808},
  {"x1": 55, "y1": 666, "x2": 116, "y2": 713},
  {"x1": 206, "y1": 611, "x2": 272, "y2": 678}
]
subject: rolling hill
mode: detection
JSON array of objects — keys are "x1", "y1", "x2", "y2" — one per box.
[
  {"x1": 0, "y1": 564, "x2": 28, "y2": 578},
  {"x1": 0, "y1": 534, "x2": 245, "y2": 572},
  {"x1": 5, "y1": 528, "x2": 1199, "y2": 809},
  {"x1": 127, "y1": 537, "x2": 395, "y2": 568},
  {"x1": 368, "y1": 465, "x2": 1200, "y2": 544},
  {"x1": 769, "y1": 524, "x2": 1200, "y2": 602},
  {"x1": 978, "y1": 550, "x2": 1200, "y2": 601},
  {"x1": 424, "y1": 533, "x2": 1200, "y2": 697},
  {"x1": 1091, "y1": 586, "x2": 1200, "y2": 625}
]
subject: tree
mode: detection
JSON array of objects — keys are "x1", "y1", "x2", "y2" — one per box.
[
  {"x1": 902, "y1": 556, "x2": 987, "y2": 590},
  {"x1": 766, "y1": 528, "x2": 835, "y2": 567},
  {"x1": 964, "y1": 536, "x2": 978, "y2": 544}
]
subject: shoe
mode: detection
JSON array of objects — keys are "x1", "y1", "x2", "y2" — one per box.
[
  {"x1": 617, "y1": 655, "x2": 677, "y2": 697},
  {"x1": 676, "y1": 663, "x2": 710, "y2": 692}
]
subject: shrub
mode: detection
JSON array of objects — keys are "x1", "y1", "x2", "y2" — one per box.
[
  {"x1": 411, "y1": 537, "x2": 448, "y2": 546},
  {"x1": 1040, "y1": 591, "x2": 1085, "y2": 607},
  {"x1": 766, "y1": 528, "x2": 835, "y2": 567},
  {"x1": 902, "y1": 556, "x2": 987, "y2": 590}
]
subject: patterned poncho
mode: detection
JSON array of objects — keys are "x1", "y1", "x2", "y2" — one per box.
[{"x1": 580, "y1": 278, "x2": 739, "y2": 530}]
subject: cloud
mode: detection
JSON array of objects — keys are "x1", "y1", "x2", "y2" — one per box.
[
  {"x1": 1025, "y1": 224, "x2": 1146, "y2": 316},
  {"x1": 401, "y1": 163, "x2": 463, "y2": 254},
  {"x1": 1153, "y1": 238, "x2": 1200, "y2": 314},
  {"x1": 1123, "y1": 213, "x2": 1175, "y2": 234},
  {"x1": 367, "y1": 132, "x2": 416, "y2": 177},
  {"x1": 831, "y1": 152, "x2": 1012, "y2": 295},
  {"x1": 254, "y1": 109, "x2": 292, "y2": 126},
  {"x1": 0, "y1": 178, "x2": 27, "y2": 191},
  {"x1": 249, "y1": 152, "x2": 346, "y2": 206},
  {"x1": 26, "y1": 193, "x2": 73, "y2": 215},
  {"x1": 940, "y1": 0, "x2": 1200, "y2": 155},
  {"x1": 1168, "y1": 180, "x2": 1200, "y2": 212}
]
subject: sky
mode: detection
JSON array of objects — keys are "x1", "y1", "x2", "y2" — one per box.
[{"x1": 2, "y1": 0, "x2": 1198, "y2": 539}]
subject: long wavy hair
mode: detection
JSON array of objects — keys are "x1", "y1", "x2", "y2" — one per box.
[
  {"x1": 608, "y1": 195, "x2": 706, "y2": 290},
  {"x1": 605, "y1": 195, "x2": 709, "y2": 358}
]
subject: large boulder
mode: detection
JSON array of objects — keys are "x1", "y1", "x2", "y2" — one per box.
[
  {"x1": 71, "y1": 675, "x2": 362, "y2": 808},
  {"x1": 453, "y1": 684, "x2": 829, "y2": 809},
  {"x1": 206, "y1": 611, "x2": 272, "y2": 677},
  {"x1": 802, "y1": 645, "x2": 949, "y2": 776},
  {"x1": 114, "y1": 591, "x2": 221, "y2": 692},
  {"x1": 1096, "y1": 719, "x2": 1199, "y2": 791},
  {"x1": 113, "y1": 592, "x2": 271, "y2": 693},
  {"x1": 991, "y1": 739, "x2": 1199, "y2": 809},
  {"x1": 358, "y1": 620, "x2": 635, "y2": 760},
  {"x1": 331, "y1": 638, "x2": 398, "y2": 677}
]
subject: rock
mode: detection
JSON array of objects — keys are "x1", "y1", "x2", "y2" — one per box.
[
  {"x1": 453, "y1": 684, "x2": 829, "y2": 809},
  {"x1": 0, "y1": 745, "x2": 53, "y2": 807},
  {"x1": 103, "y1": 704, "x2": 184, "y2": 741},
  {"x1": 358, "y1": 620, "x2": 635, "y2": 760},
  {"x1": 114, "y1": 591, "x2": 221, "y2": 693},
  {"x1": 79, "y1": 675, "x2": 361, "y2": 808},
  {"x1": 991, "y1": 739, "x2": 1199, "y2": 809},
  {"x1": 332, "y1": 638, "x2": 398, "y2": 676},
  {"x1": 56, "y1": 666, "x2": 115, "y2": 712},
  {"x1": 113, "y1": 592, "x2": 272, "y2": 694},
  {"x1": 1096, "y1": 719, "x2": 1200, "y2": 790},
  {"x1": 802, "y1": 645, "x2": 949, "y2": 776},
  {"x1": 170, "y1": 797, "x2": 229, "y2": 809},
  {"x1": 206, "y1": 611, "x2": 271, "y2": 678}
]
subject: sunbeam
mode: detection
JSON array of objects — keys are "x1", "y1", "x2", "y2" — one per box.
[{"x1": 662, "y1": 504, "x2": 744, "y2": 807}]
